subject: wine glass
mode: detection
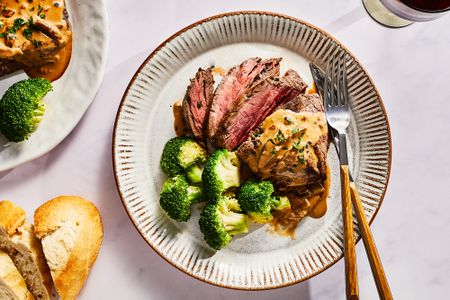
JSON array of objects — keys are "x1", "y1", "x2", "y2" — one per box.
[{"x1": 363, "y1": 0, "x2": 450, "y2": 28}]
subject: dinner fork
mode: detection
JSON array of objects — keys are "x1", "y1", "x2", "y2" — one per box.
[{"x1": 323, "y1": 52, "x2": 393, "y2": 300}]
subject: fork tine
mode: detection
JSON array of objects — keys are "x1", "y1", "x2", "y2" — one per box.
[
  {"x1": 334, "y1": 53, "x2": 341, "y2": 107},
  {"x1": 324, "y1": 57, "x2": 332, "y2": 108},
  {"x1": 341, "y1": 53, "x2": 349, "y2": 108},
  {"x1": 331, "y1": 52, "x2": 338, "y2": 107}
]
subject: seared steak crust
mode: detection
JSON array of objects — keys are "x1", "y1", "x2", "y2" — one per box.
[
  {"x1": 207, "y1": 57, "x2": 281, "y2": 140},
  {"x1": 182, "y1": 68, "x2": 214, "y2": 141}
]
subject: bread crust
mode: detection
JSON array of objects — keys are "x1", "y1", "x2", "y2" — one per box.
[
  {"x1": 0, "y1": 201, "x2": 26, "y2": 236},
  {"x1": 0, "y1": 201, "x2": 51, "y2": 300},
  {"x1": 34, "y1": 196, "x2": 103, "y2": 300}
]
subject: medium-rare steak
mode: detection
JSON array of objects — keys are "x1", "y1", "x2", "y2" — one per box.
[
  {"x1": 181, "y1": 68, "x2": 214, "y2": 141},
  {"x1": 207, "y1": 57, "x2": 281, "y2": 140},
  {"x1": 0, "y1": 0, "x2": 71, "y2": 77},
  {"x1": 237, "y1": 93, "x2": 329, "y2": 191},
  {"x1": 214, "y1": 69, "x2": 307, "y2": 150}
]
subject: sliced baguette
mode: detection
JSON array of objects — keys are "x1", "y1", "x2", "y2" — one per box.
[
  {"x1": 0, "y1": 250, "x2": 34, "y2": 300},
  {"x1": 34, "y1": 196, "x2": 103, "y2": 300},
  {"x1": 0, "y1": 201, "x2": 51, "y2": 300}
]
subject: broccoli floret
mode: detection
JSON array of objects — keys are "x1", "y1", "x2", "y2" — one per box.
[
  {"x1": 199, "y1": 195, "x2": 248, "y2": 250},
  {"x1": 160, "y1": 175, "x2": 205, "y2": 222},
  {"x1": 0, "y1": 78, "x2": 52, "y2": 142},
  {"x1": 237, "y1": 179, "x2": 291, "y2": 224},
  {"x1": 160, "y1": 137, "x2": 207, "y2": 181},
  {"x1": 202, "y1": 149, "x2": 241, "y2": 199}
]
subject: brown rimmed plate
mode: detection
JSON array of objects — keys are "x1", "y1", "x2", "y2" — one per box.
[{"x1": 113, "y1": 11, "x2": 391, "y2": 290}]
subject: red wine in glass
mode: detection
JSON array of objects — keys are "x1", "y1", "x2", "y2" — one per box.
[
  {"x1": 363, "y1": 0, "x2": 450, "y2": 27},
  {"x1": 400, "y1": 0, "x2": 450, "y2": 12}
]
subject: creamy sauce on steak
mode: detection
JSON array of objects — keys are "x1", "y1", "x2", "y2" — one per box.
[
  {"x1": 0, "y1": 0, "x2": 72, "y2": 80},
  {"x1": 247, "y1": 109, "x2": 327, "y2": 178}
]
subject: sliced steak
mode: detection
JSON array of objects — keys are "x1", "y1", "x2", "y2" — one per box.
[
  {"x1": 237, "y1": 93, "x2": 329, "y2": 191},
  {"x1": 181, "y1": 68, "x2": 214, "y2": 141},
  {"x1": 207, "y1": 57, "x2": 281, "y2": 140},
  {"x1": 214, "y1": 69, "x2": 307, "y2": 150}
]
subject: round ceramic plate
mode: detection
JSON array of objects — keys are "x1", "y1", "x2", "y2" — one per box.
[
  {"x1": 113, "y1": 12, "x2": 391, "y2": 290},
  {"x1": 0, "y1": 0, "x2": 108, "y2": 171}
]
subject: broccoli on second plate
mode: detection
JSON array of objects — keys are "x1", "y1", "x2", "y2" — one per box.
[
  {"x1": 202, "y1": 149, "x2": 241, "y2": 200},
  {"x1": 199, "y1": 194, "x2": 248, "y2": 250},
  {"x1": 160, "y1": 175, "x2": 205, "y2": 222},
  {"x1": 160, "y1": 137, "x2": 207, "y2": 183},
  {"x1": 237, "y1": 178, "x2": 291, "y2": 224},
  {"x1": 0, "y1": 78, "x2": 53, "y2": 142}
]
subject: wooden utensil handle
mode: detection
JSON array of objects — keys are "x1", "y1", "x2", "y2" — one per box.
[
  {"x1": 350, "y1": 182, "x2": 393, "y2": 300},
  {"x1": 340, "y1": 165, "x2": 359, "y2": 300}
]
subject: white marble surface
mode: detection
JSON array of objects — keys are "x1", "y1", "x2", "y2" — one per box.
[{"x1": 1, "y1": 0, "x2": 450, "y2": 299}]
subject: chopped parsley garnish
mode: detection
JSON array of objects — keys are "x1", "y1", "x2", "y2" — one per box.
[
  {"x1": 275, "y1": 130, "x2": 285, "y2": 143},
  {"x1": 196, "y1": 101, "x2": 202, "y2": 109},
  {"x1": 293, "y1": 141, "x2": 302, "y2": 150},
  {"x1": 252, "y1": 131, "x2": 262, "y2": 138},
  {"x1": 30, "y1": 6, "x2": 35, "y2": 12},
  {"x1": 37, "y1": 5, "x2": 44, "y2": 15},
  {"x1": 288, "y1": 168, "x2": 295, "y2": 173},
  {"x1": 0, "y1": 20, "x2": 3, "y2": 29},
  {"x1": 23, "y1": 27, "x2": 32, "y2": 39},
  {"x1": 299, "y1": 156, "x2": 306, "y2": 164},
  {"x1": 0, "y1": 18, "x2": 26, "y2": 38},
  {"x1": 292, "y1": 128, "x2": 300, "y2": 135},
  {"x1": 39, "y1": 14, "x2": 45, "y2": 19},
  {"x1": 32, "y1": 39, "x2": 42, "y2": 48},
  {"x1": 270, "y1": 149, "x2": 276, "y2": 156},
  {"x1": 22, "y1": 18, "x2": 36, "y2": 40}
]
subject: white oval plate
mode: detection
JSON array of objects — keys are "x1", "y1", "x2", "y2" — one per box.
[
  {"x1": 0, "y1": 0, "x2": 108, "y2": 171},
  {"x1": 113, "y1": 12, "x2": 391, "y2": 290}
]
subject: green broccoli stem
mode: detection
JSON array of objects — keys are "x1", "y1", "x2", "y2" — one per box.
[
  {"x1": 186, "y1": 164, "x2": 203, "y2": 184},
  {"x1": 32, "y1": 102, "x2": 46, "y2": 126},
  {"x1": 221, "y1": 212, "x2": 248, "y2": 235},
  {"x1": 187, "y1": 186, "x2": 205, "y2": 203},
  {"x1": 271, "y1": 196, "x2": 291, "y2": 211}
]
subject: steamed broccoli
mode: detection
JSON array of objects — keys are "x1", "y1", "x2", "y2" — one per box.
[
  {"x1": 202, "y1": 149, "x2": 241, "y2": 200},
  {"x1": 0, "y1": 78, "x2": 52, "y2": 142},
  {"x1": 160, "y1": 137, "x2": 207, "y2": 183},
  {"x1": 237, "y1": 179, "x2": 291, "y2": 224},
  {"x1": 160, "y1": 175, "x2": 205, "y2": 221},
  {"x1": 199, "y1": 194, "x2": 248, "y2": 250}
]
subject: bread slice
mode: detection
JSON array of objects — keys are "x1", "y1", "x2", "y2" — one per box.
[
  {"x1": 0, "y1": 201, "x2": 52, "y2": 300},
  {"x1": 0, "y1": 250, "x2": 34, "y2": 300},
  {"x1": 34, "y1": 196, "x2": 103, "y2": 300}
]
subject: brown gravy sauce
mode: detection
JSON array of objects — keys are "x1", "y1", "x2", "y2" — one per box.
[
  {"x1": 172, "y1": 100, "x2": 191, "y2": 136},
  {"x1": 307, "y1": 82, "x2": 317, "y2": 94},
  {"x1": 25, "y1": 35, "x2": 72, "y2": 81},
  {"x1": 269, "y1": 165, "x2": 331, "y2": 239},
  {"x1": 212, "y1": 66, "x2": 226, "y2": 76}
]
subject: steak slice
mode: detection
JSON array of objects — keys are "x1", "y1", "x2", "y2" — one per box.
[
  {"x1": 214, "y1": 69, "x2": 307, "y2": 150},
  {"x1": 181, "y1": 68, "x2": 214, "y2": 141},
  {"x1": 207, "y1": 57, "x2": 281, "y2": 140},
  {"x1": 237, "y1": 93, "x2": 329, "y2": 191}
]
